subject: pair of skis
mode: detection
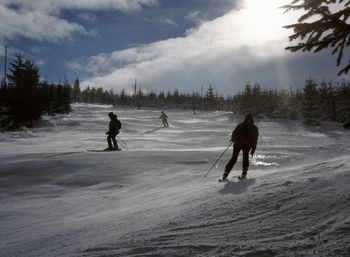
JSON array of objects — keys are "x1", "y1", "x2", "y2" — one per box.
[
  {"x1": 87, "y1": 148, "x2": 121, "y2": 152},
  {"x1": 87, "y1": 136, "x2": 129, "y2": 152},
  {"x1": 218, "y1": 176, "x2": 246, "y2": 182}
]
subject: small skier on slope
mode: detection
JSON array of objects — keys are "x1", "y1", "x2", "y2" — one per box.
[
  {"x1": 159, "y1": 111, "x2": 169, "y2": 127},
  {"x1": 105, "y1": 112, "x2": 122, "y2": 151},
  {"x1": 221, "y1": 113, "x2": 259, "y2": 180}
]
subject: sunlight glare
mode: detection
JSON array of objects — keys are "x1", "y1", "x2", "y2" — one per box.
[{"x1": 236, "y1": 0, "x2": 291, "y2": 45}]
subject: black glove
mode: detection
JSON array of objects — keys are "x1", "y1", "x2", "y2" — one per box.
[
  {"x1": 250, "y1": 149, "x2": 255, "y2": 156},
  {"x1": 106, "y1": 132, "x2": 109, "y2": 135}
]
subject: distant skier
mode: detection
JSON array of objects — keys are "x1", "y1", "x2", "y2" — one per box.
[
  {"x1": 105, "y1": 112, "x2": 122, "y2": 151},
  {"x1": 221, "y1": 113, "x2": 259, "y2": 180},
  {"x1": 159, "y1": 111, "x2": 169, "y2": 127}
]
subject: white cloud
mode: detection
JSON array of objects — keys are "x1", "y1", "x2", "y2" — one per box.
[
  {"x1": 186, "y1": 11, "x2": 207, "y2": 25},
  {"x1": 78, "y1": 12, "x2": 97, "y2": 21},
  {"x1": 65, "y1": 60, "x2": 83, "y2": 73},
  {"x1": 0, "y1": 0, "x2": 159, "y2": 43},
  {"x1": 161, "y1": 18, "x2": 178, "y2": 27},
  {"x1": 36, "y1": 60, "x2": 46, "y2": 66},
  {"x1": 79, "y1": 0, "x2": 310, "y2": 93},
  {"x1": 0, "y1": 0, "x2": 159, "y2": 14},
  {"x1": 0, "y1": 5, "x2": 87, "y2": 42}
]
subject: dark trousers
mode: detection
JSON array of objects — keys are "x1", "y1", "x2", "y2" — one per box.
[
  {"x1": 224, "y1": 144, "x2": 250, "y2": 176},
  {"x1": 107, "y1": 133, "x2": 118, "y2": 149},
  {"x1": 162, "y1": 119, "x2": 169, "y2": 127}
]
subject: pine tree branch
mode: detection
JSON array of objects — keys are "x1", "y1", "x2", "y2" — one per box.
[{"x1": 284, "y1": 0, "x2": 350, "y2": 74}]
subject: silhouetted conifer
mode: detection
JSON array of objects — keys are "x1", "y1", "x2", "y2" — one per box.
[
  {"x1": 6, "y1": 54, "x2": 43, "y2": 128},
  {"x1": 302, "y1": 78, "x2": 322, "y2": 125},
  {"x1": 283, "y1": 0, "x2": 350, "y2": 75},
  {"x1": 72, "y1": 78, "x2": 81, "y2": 103},
  {"x1": 336, "y1": 80, "x2": 350, "y2": 122}
]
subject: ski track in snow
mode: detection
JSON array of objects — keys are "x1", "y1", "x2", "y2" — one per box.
[{"x1": 0, "y1": 104, "x2": 350, "y2": 257}]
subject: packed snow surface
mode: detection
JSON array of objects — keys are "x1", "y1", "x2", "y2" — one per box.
[{"x1": 1, "y1": 104, "x2": 350, "y2": 257}]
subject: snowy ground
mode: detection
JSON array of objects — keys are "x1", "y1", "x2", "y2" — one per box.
[{"x1": 1, "y1": 103, "x2": 350, "y2": 257}]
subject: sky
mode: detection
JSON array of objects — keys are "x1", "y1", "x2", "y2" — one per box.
[{"x1": 0, "y1": 0, "x2": 348, "y2": 95}]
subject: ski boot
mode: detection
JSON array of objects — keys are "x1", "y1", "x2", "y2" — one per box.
[
  {"x1": 219, "y1": 172, "x2": 229, "y2": 182},
  {"x1": 238, "y1": 169, "x2": 247, "y2": 180}
]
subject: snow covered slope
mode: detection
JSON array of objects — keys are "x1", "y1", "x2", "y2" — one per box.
[{"x1": 1, "y1": 104, "x2": 349, "y2": 257}]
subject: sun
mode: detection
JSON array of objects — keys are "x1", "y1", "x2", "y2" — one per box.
[{"x1": 238, "y1": 0, "x2": 292, "y2": 44}]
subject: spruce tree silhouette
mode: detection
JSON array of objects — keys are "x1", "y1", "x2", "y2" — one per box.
[
  {"x1": 7, "y1": 53, "x2": 43, "y2": 128},
  {"x1": 302, "y1": 78, "x2": 322, "y2": 125},
  {"x1": 283, "y1": 0, "x2": 350, "y2": 75}
]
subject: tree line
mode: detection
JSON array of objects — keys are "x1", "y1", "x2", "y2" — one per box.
[
  {"x1": 232, "y1": 79, "x2": 350, "y2": 126},
  {"x1": 0, "y1": 54, "x2": 71, "y2": 130},
  {"x1": 1, "y1": 54, "x2": 349, "y2": 130},
  {"x1": 73, "y1": 78, "x2": 350, "y2": 126}
]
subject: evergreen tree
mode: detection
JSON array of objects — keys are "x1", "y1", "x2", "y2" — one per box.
[
  {"x1": 38, "y1": 80, "x2": 52, "y2": 115},
  {"x1": 336, "y1": 80, "x2": 350, "y2": 122},
  {"x1": 240, "y1": 83, "x2": 253, "y2": 114},
  {"x1": 147, "y1": 90, "x2": 157, "y2": 107},
  {"x1": 72, "y1": 78, "x2": 81, "y2": 103},
  {"x1": 96, "y1": 87, "x2": 104, "y2": 104},
  {"x1": 0, "y1": 80, "x2": 10, "y2": 129},
  {"x1": 0, "y1": 80, "x2": 8, "y2": 106},
  {"x1": 158, "y1": 90, "x2": 165, "y2": 108},
  {"x1": 262, "y1": 89, "x2": 279, "y2": 117},
  {"x1": 108, "y1": 89, "x2": 116, "y2": 105},
  {"x1": 136, "y1": 87, "x2": 143, "y2": 108},
  {"x1": 272, "y1": 89, "x2": 291, "y2": 118},
  {"x1": 301, "y1": 78, "x2": 322, "y2": 125},
  {"x1": 318, "y1": 80, "x2": 337, "y2": 121},
  {"x1": 81, "y1": 86, "x2": 90, "y2": 103},
  {"x1": 251, "y1": 84, "x2": 262, "y2": 114},
  {"x1": 288, "y1": 90, "x2": 303, "y2": 120},
  {"x1": 54, "y1": 83, "x2": 63, "y2": 113},
  {"x1": 62, "y1": 84, "x2": 71, "y2": 113},
  {"x1": 90, "y1": 87, "x2": 96, "y2": 103},
  {"x1": 6, "y1": 54, "x2": 43, "y2": 128},
  {"x1": 173, "y1": 89, "x2": 180, "y2": 108},
  {"x1": 119, "y1": 89, "x2": 129, "y2": 105},
  {"x1": 283, "y1": 0, "x2": 350, "y2": 75},
  {"x1": 191, "y1": 90, "x2": 197, "y2": 112},
  {"x1": 205, "y1": 84, "x2": 215, "y2": 110}
]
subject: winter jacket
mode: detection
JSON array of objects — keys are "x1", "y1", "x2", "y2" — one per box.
[
  {"x1": 231, "y1": 122, "x2": 259, "y2": 151},
  {"x1": 159, "y1": 113, "x2": 168, "y2": 120},
  {"x1": 109, "y1": 115, "x2": 121, "y2": 135}
]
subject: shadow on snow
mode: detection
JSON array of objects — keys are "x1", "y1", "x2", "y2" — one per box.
[{"x1": 218, "y1": 178, "x2": 256, "y2": 195}]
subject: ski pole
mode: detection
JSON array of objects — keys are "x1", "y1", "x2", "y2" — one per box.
[
  {"x1": 117, "y1": 139, "x2": 127, "y2": 149},
  {"x1": 204, "y1": 141, "x2": 233, "y2": 177},
  {"x1": 117, "y1": 135, "x2": 129, "y2": 149}
]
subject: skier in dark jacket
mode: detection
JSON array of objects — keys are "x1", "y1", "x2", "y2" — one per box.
[
  {"x1": 105, "y1": 112, "x2": 121, "y2": 151},
  {"x1": 221, "y1": 113, "x2": 259, "y2": 180}
]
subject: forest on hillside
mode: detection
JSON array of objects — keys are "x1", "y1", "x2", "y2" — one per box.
[
  {"x1": 1, "y1": 55, "x2": 350, "y2": 130},
  {"x1": 73, "y1": 78, "x2": 350, "y2": 127}
]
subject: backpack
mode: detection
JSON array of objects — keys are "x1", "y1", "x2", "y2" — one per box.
[{"x1": 116, "y1": 119, "x2": 121, "y2": 130}]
